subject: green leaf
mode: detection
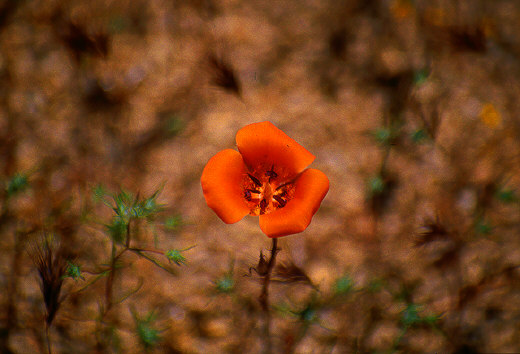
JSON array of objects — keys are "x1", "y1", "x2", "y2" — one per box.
[
  {"x1": 475, "y1": 218, "x2": 492, "y2": 235},
  {"x1": 367, "y1": 279, "x2": 384, "y2": 292},
  {"x1": 373, "y1": 128, "x2": 392, "y2": 145},
  {"x1": 414, "y1": 68, "x2": 429, "y2": 86},
  {"x1": 298, "y1": 304, "x2": 317, "y2": 323},
  {"x1": 215, "y1": 274, "x2": 234, "y2": 293},
  {"x1": 131, "y1": 189, "x2": 164, "y2": 220},
  {"x1": 401, "y1": 303, "x2": 440, "y2": 329},
  {"x1": 401, "y1": 304, "x2": 422, "y2": 327},
  {"x1": 134, "y1": 312, "x2": 161, "y2": 349},
  {"x1": 109, "y1": 15, "x2": 128, "y2": 34},
  {"x1": 423, "y1": 314, "x2": 440, "y2": 325},
  {"x1": 333, "y1": 275, "x2": 354, "y2": 295},
  {"x1": 371, "y1": 121, "x2": 403, "y2": 146},
  {"x1": 165, "y1": 215, "x2": 183, "y2": 231},
  {"x1": 411, "y1": 129, "x2": 427, "y2": 143},
  {"x1": 369, "y1": 176, "x2": 385, "y2": 195},
  {"x1": 165, "y1": 115, "x2": 185, "y2": 137},
  {"x1": 106, "y1": 216, "x2": 127, "y2": 244},
  {"x1": 92, "y1": 184, "x2": 107, "y2": 202},
  {"x1": 6, "y1": 173, "x2": 29, "y2": 197},
  {"x1": 113, "y1": 190, "x2": 134, "y2": 221},
  {"x1": 495, "y1": 188, "x2": 516, "y2": 204}
]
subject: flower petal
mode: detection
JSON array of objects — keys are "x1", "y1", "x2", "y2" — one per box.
[
  {"x1": 236, "y1": 121, "x2": 315, "y2": 177},
  {"x1": 201, "y1": 149, "x2": 250, "y2": 224},
  {"x1": 259, "y1": 168, "x2": 329, "y2": 238}
]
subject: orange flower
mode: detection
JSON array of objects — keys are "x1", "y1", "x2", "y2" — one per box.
[{"x1": 201, "y1": 121, "x2": 329, "y2": 238}]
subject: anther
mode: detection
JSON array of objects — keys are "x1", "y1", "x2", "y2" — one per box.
[
  {"x1": 273, "y1": 195, "x2": 286, "y2": 208},
  {"x1": 245, "y1": 188, "x2": 260, "y2": 201},
  {"x1": 244, "y1": 190, "x2": 252, "y2": 201},
  {"x1": 265, "y1": 165, "x2": 277, "y2": 182},
  {"x1": 248, "y1": 173, "x2": 262, "y2": 187},
  {"x1": 276, "y1": 182, "x2": 290, "y2": 191}
]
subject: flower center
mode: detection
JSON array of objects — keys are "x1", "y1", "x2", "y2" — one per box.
[{"x1": 242, "y1": 165, "x2": 295, "y2": 216}]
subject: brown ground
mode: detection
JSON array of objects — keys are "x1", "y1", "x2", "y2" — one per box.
[{"x1": 1, "y1": 0, "x2": 520, "y2": 353}]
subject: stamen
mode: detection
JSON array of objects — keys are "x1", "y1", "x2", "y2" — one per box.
[
  {"x1": 244, "y1": 190, "x2": 252, "y2": 201},
  {"x1": 273, "y1": 195, "x2": 286, "y2": 208},
  {"x1": 276, "y1": 182, "x2": 290, "y2": 191},
  {"x1": 245, "y1": 188, "x2": 261, "y2": 202},
  {"x1": 265, "y1": 165, "x2": 277, "y2": 182},
  {"x1": 248, "y1": 173, "x2": 262, "y2": 187}
]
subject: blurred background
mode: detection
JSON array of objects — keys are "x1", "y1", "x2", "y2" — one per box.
[{"x1": 1, "y1": 0, "x2": 520, "y2": 352}]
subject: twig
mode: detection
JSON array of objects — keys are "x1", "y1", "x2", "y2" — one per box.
[
  {"x1": 128, "y1": 248, "x2": 177, "y2": 275},
  {"x1": 128, "y1": 247, "x2": 165, "y2": 255},
  {"x1": 104, "y1": 242, "x2": 117, "y2": 314}
]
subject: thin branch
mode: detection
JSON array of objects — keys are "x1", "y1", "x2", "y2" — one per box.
[
  {"x1": 104, "y1": 242, "x2": 117, "y2": 314},
  {"x1": 128, "y1": 247, "x2": 165, "y2": 256},
  {"x1": 129, "y1": 248, "x2": 177, "y2": 276}
]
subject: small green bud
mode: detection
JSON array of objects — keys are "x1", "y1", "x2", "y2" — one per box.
[
  {"x1": 166, "y1": 249, "x2": 186, "y2": 266},
  {"x1": 64, "y1": 261, "x2": 85, "y2": 281}
]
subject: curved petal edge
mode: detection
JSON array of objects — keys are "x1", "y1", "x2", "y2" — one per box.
[
  {"x1": 201, "y1": 149, "x2": 250, "y2": 224},
  {"x1": 236, "y1": 121, "x2": 315, "y2": 178},
  {"x1": 259, "y1": 168, "x2": 329, "y2": 238}
]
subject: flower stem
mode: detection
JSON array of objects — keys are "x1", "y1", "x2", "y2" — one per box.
[
  {"x1": 45, "y1": 322, "x2": 52, "y2": 354},
  {"x1": 259, "y1": 238, "x2": 278, "y2": 354}
]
